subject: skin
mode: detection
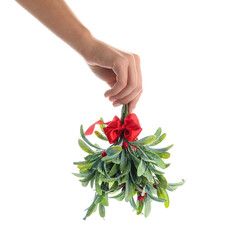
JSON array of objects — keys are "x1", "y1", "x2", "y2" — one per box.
[{"x1": 15, "y1": 0, "x2": 143, "y2": 114}]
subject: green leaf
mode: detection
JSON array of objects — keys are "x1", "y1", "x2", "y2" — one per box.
[
  {"x1": 102, "y1": 145, "x2": 122, "y2": 161},
  {"x1": 72, "y1": 173, "x2": 82, "y2": 178},
  {"x1": 103, "y1": 162, "x2": 111, "y2": 179},
  {"x1": 128, "y1": 149, "x2": 140, "y2": 168},
  {"x1": 167, "y1": 185, "x2": 178, "y2": 191},
  {"x1": 154, "y1": 127, "x2": 162, "y2": 140},
  {"x1": 99, "y1": 203, "x2": 105, "y2": 218},
  {"x1": 93, "y1": 203, "x2": 98, "y2": 213},
  {"x1": 94, "y1": 130, "x2": 108, "y2": 141},
  {"x1": 106, "y1": 145, "x2": 122, "y2": 156},
  {"x1": 145, "y1": 182, "x2": 157, "y2": 195},
  {"x1": 131, "y1": 135, "x2": 156, "y2": 147},
  {"x1": 150, "y1": 133, "x2": 166, "y2": 146},
  {"x1": 141, "y1": 156, "x2": 159, "y2": 164},
  {"x1": 157, "y1": 185, "x2": 169, "y2": 208},
  {"x1": 143, "y1": 150, "x2": 167, "y2": 169},
  {"x1": 137, "y1": 200, "x2": 144, "y2": 215},
  {"x1": 94, "y1": 143, "x2": 100, "y2": 148},
  {"x1": 144, "y1": 168, "x2": 153, "y2": 182},
  {"x1": 111, "y1": 156, "x2": 121, "y2": 164},
  {"x1": 95, "y1": 172, "x2": 102, "y2": 195},
  {"x1": 125, "y1": 174, "x2": 134, "y2": 202},
  {"x1": 90, "y1": 177, "x2": 95, "y2": 188},
  {"x1": 80, "y1": 125, "x2": 103, "y2": 150},
  {"x1": 78, "y1": 139, "x2": 96, "y2": 154},
  {"x1": 109, "y1": 190, "x2": 125, "y2": 201},
  {"x1": 79, "y1": 171, "x2": 95, "y2": 183},
  {"x1": 99, "y1": 117, "x2": 106, "y2": 134},
  {"x1": 81, "y1": 181, "x2": 90, "y2": 187},
  {"x1": 156, "y1": 174, "x2": 168, "y2": 189},
  {"x1": 156, "y1": 152, "x2": 170, "y2": 159},
  {"x1": 77, "y1": 162, "x2": 93, "y2": 171},
  {"x1": 148, "y1": 165, "x2": 165, "y2": 175},
  {"x1": 73, "y1": 161, "x2": 91, "y2": 166},
  {"x1": 141, "y1": 185, "x2": 146, "y2": 196},
  {"x1": 147, "y1": 144, "x2": 174, "y2": 153},
  {"x1": 165, "y1": 163, "x2": 171, "y2": 168},
  {"x1": 101, "y1": 193, "x2": 109, "y2": 206},
  {"x1": 122, "y1": 157, "x2": 131, "y2": 175},
  {"x1": 94, "y1": 195, "x2": 103, "y2": 204},
  {"x1": 108, "y1": 181, "x2": 119, "y2": 192},
  {"x1": 84, "y1": 153, "x2": 101, "y2": 161},
  {"x1": 144, "y1": 195, "x2": 151, "y2": 217},
  {"x1": 100, "y1": 159, "x2": 130, "y2": 182},
  {"x1": 161, "y1": 188, "x2": 169, "y2": 208},
  {"x1": 168, "y1": 179, "x2": 185, "y2": 187},
  {"x1": 137, "y1": 159, "x2": 146, "y2": 176},
  {"x1": 130, "y1": 197, "x2": 138, "y2": 210},
  {"x1": 120, "y1": 148, "x2": 127, "y2": 171},
  {"x1": 83, "y1": 203, "x2": 96, "y2": 220},
  {"x1": 109, "y1": 164, "x2": 119, "y2": 177},
  {"x1": 157, "y1": 184, "x2": 164, "y2": 199},
  {"x1": 97, "y1": 161, "x2": 105, "y2": 175},
  {"x1": 148, "y1": 193, "x2": 166, "y2": 202}
]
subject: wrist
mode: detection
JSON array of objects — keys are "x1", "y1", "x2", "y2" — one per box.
[{"x1": 74, "y1": 27, "x2": 95, "y2": 60}]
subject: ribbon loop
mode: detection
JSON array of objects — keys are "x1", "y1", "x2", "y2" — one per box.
[{"x1": 84, "y1": 113, "x2": 142, "y2": 144}]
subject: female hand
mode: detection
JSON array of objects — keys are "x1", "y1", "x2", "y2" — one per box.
[
  {"x1": 15, "y1": 0, "x2": 143, "y2": 113},
  {"x1": 83, "y1": 37, "x2": 143, "y2": 114}
]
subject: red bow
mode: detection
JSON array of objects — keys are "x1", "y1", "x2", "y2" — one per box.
[{"x1": 84, "y1": 113, "x2": 142, "y2": 144}]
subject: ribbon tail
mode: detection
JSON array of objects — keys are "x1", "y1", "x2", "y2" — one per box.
[{"x1": 84, "y1": 120, "x2": 110, "y2": 135}]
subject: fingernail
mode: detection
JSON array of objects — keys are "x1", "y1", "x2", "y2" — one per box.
[
  {"x1": 113, "y1": 102, "x2": 121, "y2": 107},
  {"x1": 104, "y1": 92, "x2": 110, "y2": 98}
]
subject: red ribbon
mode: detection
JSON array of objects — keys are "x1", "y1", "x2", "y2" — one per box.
[{"x1": 84, "y1": 113, "x2": 142, "y2": 144}]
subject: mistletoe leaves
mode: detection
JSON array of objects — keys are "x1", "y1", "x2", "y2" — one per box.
[
  {"x1": 131, "y1": 135, "x2": 156, "y2": 147},
  {"x1": 137, "y1": 159, "x2": 146, "y2": 176},
  {"x1": 99, "y1": 203, "x2": 105, "y2": 218},
  {"x1": 80, "y1": 125, "x2": 103, "y2": 150},
  {"x1": 125, "y1": 173, "x2": 135, "y2": 202},
  {"x1": 144, "y1": 195, "x2": 151, "y2": 217},
  {"x1": 78, "y1": 139, "x2": 96, "y2": 154},
  {"x1": 167, "y1": 179, "x2": 185, "y2": 191},
  {"x1": 74, "y1": 115, "x2": 184, "y2": 220},
  {"x1": 102, "y1": 145, "x2": 122, "y2": 161},
  {"x1": 146, "y1": 144, "x2": 174, "y2": 154},
  {"x1": 95, "y1": 172, "x2": 102, "y2": 195},
  {"x1": 94, "y1": 130, "x2": 108, "y2": 141}
]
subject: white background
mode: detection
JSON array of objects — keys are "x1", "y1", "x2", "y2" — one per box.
[{"x1": 0, "y1": 0, "x2": 233, "y2": 239}]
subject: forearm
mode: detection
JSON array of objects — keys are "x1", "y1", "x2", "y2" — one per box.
[{"x1": 15, "y1": 0, "x2": 93, "y2": 58}]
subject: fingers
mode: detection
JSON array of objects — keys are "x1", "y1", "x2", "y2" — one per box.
[
  {"x1": 109, "y1": 54, "x2": 138, "y2": 101},
  {"x1": 104, "y1": 56, "x2": 128, "y2": 98},
  {"x1": 128, "y1": 90, "x2": 142, "y2": 114},
  {"x1": 110, "y1": 53, "x2": 143, "y2": 111}
]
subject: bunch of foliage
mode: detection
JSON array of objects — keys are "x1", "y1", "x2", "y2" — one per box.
[{"x1": 73, "y1": 104, "x2": 184, "y2": 220}]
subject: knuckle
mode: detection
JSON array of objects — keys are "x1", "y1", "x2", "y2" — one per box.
[
  {"x1": 129, "y1": 81, "x2": 137, "y2": 89},
  {"x1": 119, "y1": 56, "x2": 129, "y2": 67},
  {"x1": 127, "y1": 54, "x2": 135, "y2": 63},
  {"x1": 138, "y1": 85, "x2": 143, "y2": 92},
  {"x1": 118, "y1": 99, "x2": 128, "y2": 105},
  {"x1": 119, "y1": 80, "x2": 127, "y2": 88},
  {"x1": 113, "y1": 56, "x2": 128, "y2": 69},
  {"x1": 133, "y1": 54, "x2": 140, "y2": 63}
]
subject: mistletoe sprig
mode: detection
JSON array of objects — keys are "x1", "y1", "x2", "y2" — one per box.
[{"x1": 73, "y1": 104, "x2": 184, "y2": 220}]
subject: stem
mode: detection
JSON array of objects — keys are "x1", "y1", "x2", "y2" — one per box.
[
  {"x1": 118, "y1": 104, "x2": 129, "y2": 143},
  {"x1": 120, "y1": 104, "x2": 129, "y2": 124}
]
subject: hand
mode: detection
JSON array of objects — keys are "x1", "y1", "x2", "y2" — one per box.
[
  {"x1": 82, "y1": 37, "x2": 143, "y2": 114},
  {"x1": 15, "y1": 0, "x2": 142, "y2": 114}
]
